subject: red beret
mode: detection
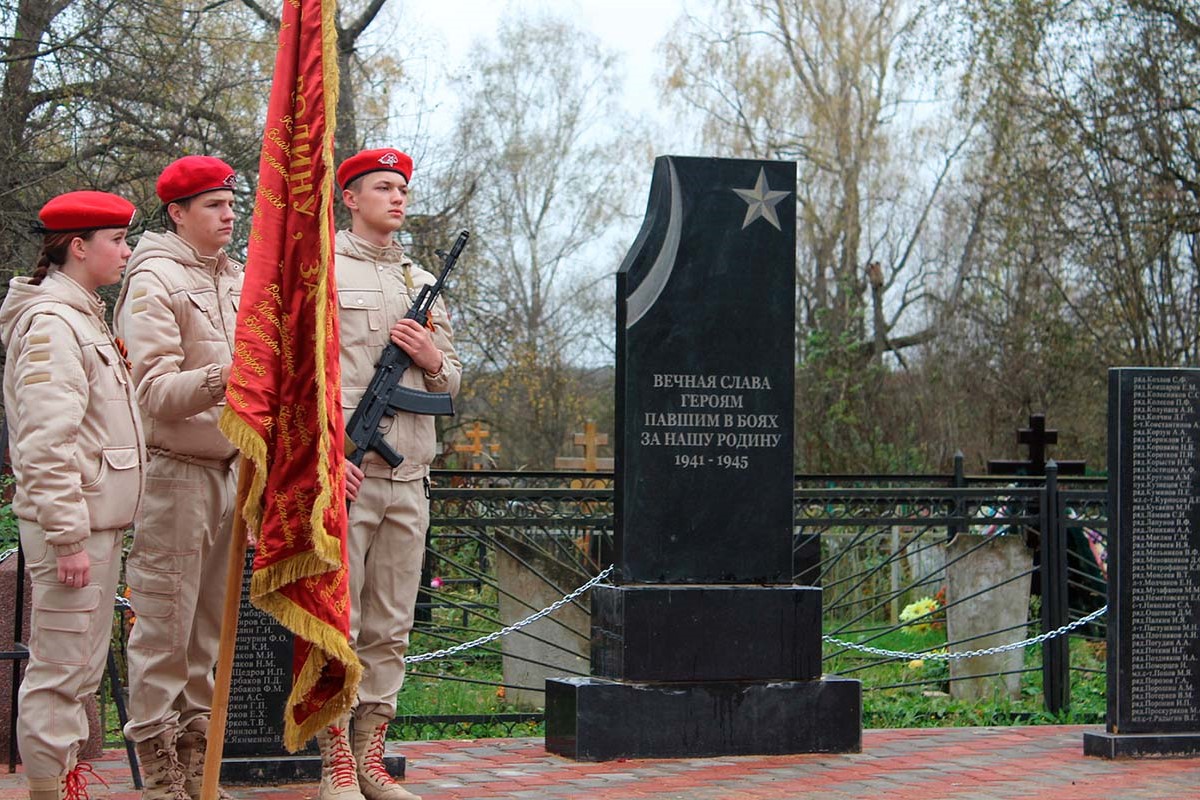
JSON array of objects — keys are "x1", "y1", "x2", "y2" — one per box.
[
  {"x1": 156, "y1": 155, "x2": 237, "y2": 204},
  {"x1": 37, "y1": 191, "x2": 137, "y2": 233},
  {"x1": 337, "y1": 148, "x2": 413, "y2": 189}
]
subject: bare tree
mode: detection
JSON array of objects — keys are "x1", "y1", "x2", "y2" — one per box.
[
  {"x1": 239, "y1": 0, "x2": 396, "y2": 167},
  {"x1": 447, "y1": 14, "x2": 637, "y2": 467},
  {"x1": 661, "y1": 0, "x2": 988, "y2": 469},
  {"x1": 0, "y1": 1, "x2": 277, "y2": 279}
]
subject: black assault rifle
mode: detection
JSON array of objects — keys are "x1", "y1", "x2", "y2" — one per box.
[{"x1": 345, "y1": 230, "x2": 469, "y2": 469}]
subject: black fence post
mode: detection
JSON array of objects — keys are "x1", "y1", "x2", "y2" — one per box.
[
  {"x1": 1041, "y1": 460, "x2": 1070, "y2": 714},
  {"x1": 948, "y1": 451, "x2": 965, "y2": 542}
]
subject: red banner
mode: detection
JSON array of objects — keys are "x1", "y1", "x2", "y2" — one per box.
[{"x1": 219, "y1": 0, "x2": 360, "y2": 751}]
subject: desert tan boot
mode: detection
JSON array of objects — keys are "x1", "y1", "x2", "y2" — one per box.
[
  {"x1": 27, "y1": 774, "x2": 65, "y2": 800},
  {"x1": 316, "y1": 717, "x2": 366, "y2": 800},
  {"x1": 27, "y1": 762, "x2": 108, "y2": 800},
  {"x1": 352, "y1": 719, "x2": 421, "y2": 800},
  {"x1": 134, "y1": 732, "x2": 190, "y2": 800},
  {"x1": 175, "y1": 719, "x2": 233, "y2": 800}
]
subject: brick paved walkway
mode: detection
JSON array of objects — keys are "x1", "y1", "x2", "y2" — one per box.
[{"x1": 5, "y1": 726, "x2": 1200, "y2": 800}]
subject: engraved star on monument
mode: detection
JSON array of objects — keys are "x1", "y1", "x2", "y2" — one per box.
[{"x1": 733, "y1": 168, "x2": 791, "y2": 231}]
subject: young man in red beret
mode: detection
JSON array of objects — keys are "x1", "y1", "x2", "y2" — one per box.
[
  {"x1": 114, "y1": 155, "x2": 243, "y2": 800},
  {"x1": 314, "y1": 148, "x2": 461, "y2": 800}
]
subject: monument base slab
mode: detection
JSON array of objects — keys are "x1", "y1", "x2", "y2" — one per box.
[
  {"x1": 219, "y1": 754, "x2": 405, "y2": 784},
  {"x1": 1084, "y1": 730, "x2": 1200, "y2": 759},
  {"x1": 545, "y1": 675, "x2": 861, "y2": 761},
  {"x1": 591, "y1": 583, "x2": 821, "y2": 682}
]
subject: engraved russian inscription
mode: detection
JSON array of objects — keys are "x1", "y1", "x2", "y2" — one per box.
[
  {"x1": 1127, "y1": 373, "x2": 1200, "y2": 725},
  {"x1": 641, "y1": 372, "x2": 783, "y2": 470},
  {"x1": 224, "y1": 553, "x2": 295, "y2": 754},
  {"x1": 1110, "y1": 368, "x2": 1200, "y2": 733}
]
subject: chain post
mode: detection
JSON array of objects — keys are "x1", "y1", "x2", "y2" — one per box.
[{"x1": 1041, "y1": 460, "x2": 1070, "y2": 714}]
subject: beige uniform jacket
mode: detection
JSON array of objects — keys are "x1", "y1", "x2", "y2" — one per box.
[
  {"x1": 113, "y1": 231, "x2": 243, "y2": 460},
  {"x1": 335, "y1": 230, "x2": 462, "y2": 480},
  {"x1": 0, "y1": 271, "x2": 147, "y2": 554}
]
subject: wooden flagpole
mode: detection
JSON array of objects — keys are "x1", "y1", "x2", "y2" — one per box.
[{"x1": 201, "y1": 458, "x2": 255, "y2": 800}]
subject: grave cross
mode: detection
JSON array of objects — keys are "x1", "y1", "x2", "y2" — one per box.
[
  {"x1": 454, "y1": 422, "x2": 500, "y2": 470},
  {"x1": 987, "y1": 413, "x2": 1087, "y2": 476},
  {"x1": 554, "y1": 420, "x2": 614, "y2": 472}
]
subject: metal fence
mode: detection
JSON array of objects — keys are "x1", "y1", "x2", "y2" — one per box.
[{"x1": 403, "y1": 464, "x2": 1108, "y2": 737}]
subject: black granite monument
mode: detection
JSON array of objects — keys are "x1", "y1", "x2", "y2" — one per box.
[
  {"x1": 1084, "y1": 368, "x2": 1200, "y2": 758},
  {"x1": 544, "y1": 155, "x2": 861, "y2": 761}
]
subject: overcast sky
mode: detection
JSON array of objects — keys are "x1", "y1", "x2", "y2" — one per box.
[{"x1": 396, "y1": 0, "x2": 692, "y2": 151}]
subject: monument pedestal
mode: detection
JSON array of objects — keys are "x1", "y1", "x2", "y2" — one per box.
[
  {"x1": 546, "y1": 675, "x2": 860, "y2": 761},
  {"x1": 1084, "y1": 731, "x2": 1200, "y2": 759},
  {"x1": 591, "y1": 584, "x2": 822, "y2": 681},
  {"x1": 220, "y1": 754, "x2": 405, "y2": 784},
  {"x1": 548, "y1": 582, "x2": 858, "y2": 761}
]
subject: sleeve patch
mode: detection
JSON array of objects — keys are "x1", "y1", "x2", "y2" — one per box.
[
  {"x1": 130, "y1": 302, "x2": 148, "y2": 315},
  {"x1": 27, "y1": 351, "x2": 50, "y2": 363},
  {"x1": 23, "y1": 373, "x2": 51, "y2": 386},
  {"x1": 132, "y1": 287, "x2": 148, "y2": 299},
  {"x1": 27, "y1": 334, "x2": 50, "y2": 345}
]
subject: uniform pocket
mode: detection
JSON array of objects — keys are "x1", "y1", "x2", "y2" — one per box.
[
  {"x1": 185, "y1": 289, "x2": 218, "y2": 336},
  {"x1": 125, "y1": 548, "x2": 183, "y2": 651},
  {"x1": 338, "y1": 289, "x2": 384, "y2": 346},
  {"x1": 31, "y1": 582, "x2": 101, "y2": 666},
  {"x1": 90, "y1": 341, "x2": 131, "y2": 399},
  {"x1": 82, "y1": 446, "x2": 141, "y2": 530}
]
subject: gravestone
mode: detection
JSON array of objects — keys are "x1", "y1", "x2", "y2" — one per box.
[
  {"x1": 1085, "y1": 368, "x2": 1200, "y2": 758},
  {"x1": 220, "y1": 553, "x2": 404, "y2": 782},
  {"x1": 545, "y1": 155, "x2": 861, "y2": 761},
  {"x1": 495, "y1": 534, "x2": 589, "y2": 709},
  {"x1": 945, "y1": 532, "x2": 1031, "y2": 701}
]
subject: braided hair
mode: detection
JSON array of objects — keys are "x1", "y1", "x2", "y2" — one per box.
[{"x1": 30, "y1": 231, "x2": 94, "y2": 286}]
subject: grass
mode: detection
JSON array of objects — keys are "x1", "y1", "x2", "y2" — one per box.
[
  {"x1": 390, "y1": 590, "x2": 547, "y2": 740},
  {"x1": 824, "y1": 618, "x2": 1107, "y2": 728}
]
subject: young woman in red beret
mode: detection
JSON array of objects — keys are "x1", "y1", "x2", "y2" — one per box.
[{"x1": 0, "y1": 190, "x2": 147, "y2": 800}]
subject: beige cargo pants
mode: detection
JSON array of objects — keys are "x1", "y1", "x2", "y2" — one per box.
[
  {"x1": 16, "y1": 521, "x2": 122, "y2": 778},
  {"x1": 347, "y1": 475, "x2": 428, "y2": 726},
  {"x1": 123, "y1": 453, "x2": 235, "y2": 742}
]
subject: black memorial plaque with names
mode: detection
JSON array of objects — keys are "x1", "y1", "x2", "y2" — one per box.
[
  {"x1": 1106, "y1": 368, "x2": 1200, "y2": 735},
  {"x1": 223, "y1": 552, "x2": 312, "y2": 757},
  {"x1": 615, "y1": 156, "x2": 796, "y2": 584}
]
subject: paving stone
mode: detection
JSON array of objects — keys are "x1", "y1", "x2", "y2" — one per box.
[{"x1": 6, "y1": 726, "x2": 1200, "y2": 799}]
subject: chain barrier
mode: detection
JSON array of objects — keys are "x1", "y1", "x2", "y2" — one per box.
[
  {"x1": 406, "y1": 564, "x2": 614, "y2": 665},
  {"x1": 822, "y1": 604, "x2": 1107, "y2": 661},
  {"x1": 10, "y1": 554, "x2": 1104, "y2": 667}
]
